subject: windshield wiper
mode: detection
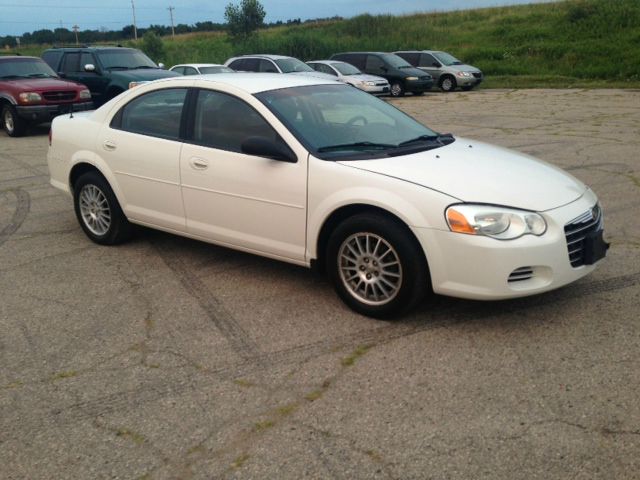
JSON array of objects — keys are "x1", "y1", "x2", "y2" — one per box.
[
  {"x1": 0, "y1": 75, "x2": 25, "y2": 79},
  {"x1": 398, "y1": 135, "x2": 441, "y2": 147},
  {"x1": 28, "y1": 73, "x2": 54, "y2": 78},
  {"x1": 318, "y1": 141, "x2": 397, "y2": 153},
  {"x1": 133, "y1": 65, "x2": 156, "y2": 69},
  {"x1": 106, "y1": 66, "x2": 130, "y2": 70}
]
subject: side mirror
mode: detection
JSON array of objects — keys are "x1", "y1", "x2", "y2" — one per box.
[
  {"x1": 158, "y1": 63, "x2": 165, "y2": 69},
  {"x1": 57, "y1": 72, "x2": 66, "y2": 78},
  {"x1": 241, "y1": 137, "x2": 297, "y2": 163},
  {"x1": 84, "y1": 63, "x2": 96, "y2": 72}
]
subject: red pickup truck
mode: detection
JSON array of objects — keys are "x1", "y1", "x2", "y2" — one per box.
[{"x1": 0, "y1": 55, "x2": 93, "y2": 137}]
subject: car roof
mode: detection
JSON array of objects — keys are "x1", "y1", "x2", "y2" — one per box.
[
  {"x1": 45, "y1": 46, "x2": 134, "y2": 51},
  {"x1": 334, "y1": 52, "x2": 387, "y2": 56},
  {"x1": 147, "y1": 72, "x2": 338, "y2": 94},
  {"x1": 395, "y1": 50, "x2": 441, "y2": 54},
  {"x1": 0, "y1": 56, "x2": 40, "y2": 61},
  {"x1": 307, "y1": 60, "x2": 344, "y2": 65},
  {"x1": 171, "y1": 63, "x2": 225, "y2": 68},
  {"x1": 229, "y1": 54, "x2": 293, "y2": 61}
]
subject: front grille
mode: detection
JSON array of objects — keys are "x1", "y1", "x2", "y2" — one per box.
[
  {"x1": 564, "y1": 204, "x2": 602, "y2": 267},
  {"x1": 472, "y1": 72, "x2": 482, "y2": 79},
  {"x1": 375, "y1": 82, "x2": 387, "y2": 86},
  {"x1": 43, "y1": 91, "x2": 76, "y2": 102},
  {"x1": 508, "y1": 266, "x2": 534, "y2": 283}
]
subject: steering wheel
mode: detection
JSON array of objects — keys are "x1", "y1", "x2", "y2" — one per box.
[{"x1": 347, "y1": 115, "x2": 368, "y2": 126}]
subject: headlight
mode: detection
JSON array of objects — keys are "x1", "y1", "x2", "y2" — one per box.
[
  {"x1": 18, "y1": 92, "x2": 42, "y2": 103},
  {"x1": 456, "y1": 71, "x2": 472, "y2": 77},
  {"x1": 446, "y1": 204, "x2": 547, "y2": 240},
  {"x1": 405, "y1": 76, "x2": 419, "y2": 81},
  {"x1": 365, "y1": 81, "x2": 375, "y2": 86},
  {"x1": 79, "y1": 89, "x2": 91, "y2": 99}
]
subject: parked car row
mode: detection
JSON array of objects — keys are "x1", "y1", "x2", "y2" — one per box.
[{"x1": 1, "y1": 46, "x2": 482, "y2": 136}]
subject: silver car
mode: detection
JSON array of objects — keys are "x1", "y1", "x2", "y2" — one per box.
[
  {"x1": 169, "y1": 63, "x2": 235, "y2": 75},
  {"x1": 307, "y1": 60, "x2": 390, "y2": 95},
  {"x1": 394, "y1": 50, "x2": 483, "y2": 92},
  {"x1": 224, "y1": 54, "x2": 336, "y2": 82}
]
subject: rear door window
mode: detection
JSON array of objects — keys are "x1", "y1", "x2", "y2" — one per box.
[{"x1": 112, "y1": 88, "x2": 187, "y2": 140}]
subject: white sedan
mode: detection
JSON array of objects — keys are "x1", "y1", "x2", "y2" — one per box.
[{"x1": 47, "y1": 74, "x2": 607, "y2": 318}]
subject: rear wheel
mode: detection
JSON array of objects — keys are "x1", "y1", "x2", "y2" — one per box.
[
  {"x1": 326, "y1": 213, "x2": 429, "y2": 318},
  {"x1": 440, "y1": 75, "x2": 456, "y2": 92},
  {"x1": 73, "y1": 171, "x2": 132, "y2": 245},
  {"x1": 2, "y1": 104, "x2": 27, "y2": 137}
]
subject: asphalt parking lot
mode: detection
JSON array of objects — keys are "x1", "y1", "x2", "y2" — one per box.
[{"x1": 1, "y1": 89, "x2": 639, "y2": 479}]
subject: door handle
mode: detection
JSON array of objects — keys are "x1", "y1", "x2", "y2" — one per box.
[
  {"x1": 189, "y1": 157, "x2": 209, "y2": 170},
  {"x1": 103, "y1": 140, "x2": 117, "y2": 151}
]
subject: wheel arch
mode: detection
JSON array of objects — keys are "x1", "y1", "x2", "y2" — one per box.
[
  {"x1": 313, "y1": 203, "x2": 428, "y2": 275},
  {"x1": 68, "y1": 162, "x2": 126, "y2": 211}
]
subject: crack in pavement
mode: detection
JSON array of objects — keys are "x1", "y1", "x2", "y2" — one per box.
[{"x1": 0, "y1": 188, "x2": 30, "y2": 247}]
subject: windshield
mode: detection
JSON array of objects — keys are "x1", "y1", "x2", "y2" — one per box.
[
  {"x1": 256, "y1": 84, "x2": 442, "y2": 160},
  {"x1": 98, "y1": 49, "x2": 157, "y2": 70},
  {"x1": 0, "y1": 58, "x2": 57, "y2": 78},
  {"x1": 275, "y1": 58, "x2": 315, "y2": 73},
  {"x1": 333, "y1": 62, "x2": 361, "y2": 76},
  {"x1": 380, "y1": 53, "x2": 412, "y2": 69},
  {"x1": 433, "y1": 52, "x2": 463, "y2": 66}
]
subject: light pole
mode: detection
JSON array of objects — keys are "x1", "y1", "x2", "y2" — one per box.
[
  {"x1": 131, "y1": 0, "x2": 138, "y2": 40},
  {"x1": 168, "y1": 6, "x2": 175, "y2": 39}
]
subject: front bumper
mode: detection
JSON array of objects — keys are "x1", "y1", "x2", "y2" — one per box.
[
  {"x1": 457, "y1": 73, "x2": 483, "y2": 87},
  {"x1": 413, "y1": 190, "x2": 604, "y2": 300},
  {"x1": 359, "y1": 83, "x2": 390, "y2": 95},
  {"x1": 406, "y1": 78, "x2": 434, "y2": 93},
  {"x1": 16, "y1": 101, "x2": 94, "y2": 124}
]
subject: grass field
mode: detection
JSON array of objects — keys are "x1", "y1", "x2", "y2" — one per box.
[{"x1": 10, "y1": 0, "x2": 640, "y2": 88}]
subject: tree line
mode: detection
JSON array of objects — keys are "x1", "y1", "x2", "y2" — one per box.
[{"x1": 1, "y1": 15, "x2": 342, "y2": 48}]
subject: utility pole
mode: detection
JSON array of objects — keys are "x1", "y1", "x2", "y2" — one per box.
[
  {"x1": 131, "y1": 0, "x2": 138, "y2": 40},
  {"x1": 168, "y1": 6, "x2": 175, "y2": 39},
  {"x1": 72, "y1": 25, "x2": 79, "y2": 45}
]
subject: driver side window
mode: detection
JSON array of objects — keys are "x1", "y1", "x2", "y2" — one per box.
[{"x1": 191, "y1": 89, "x2": 281, "y2": 153}]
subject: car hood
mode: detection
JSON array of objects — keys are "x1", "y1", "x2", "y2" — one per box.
[
  {"x1": 347, "y1": 73, "x2": 388, "y2": 83},
  {"x1": 338, "y1": 137, "x2": 587, "y2": 212},
  {"x1": 290, "y1": 71, "x2": 339, "y2": 81},
  {"x1": 400, "y1": 67, "x2": 431, "y2": 78},
  {"x1": 109, "y1": 69, "x2": 180, "y2": 82},
  {"x1": 448, "y1": 64, "x2": 481, "y2": 73},
  {"x1": 4, "y1": 77, "x2": 82, "y2": 90}
]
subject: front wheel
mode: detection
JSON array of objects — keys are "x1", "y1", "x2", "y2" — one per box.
[
  {"x1": 2, "y1": 105, "x2": 27, "y2": 137},
  {"x1": 390, "y1": 82, "x2": 405, "y2": 97},
  {"x1": 326, "y1": 213, "x2": 429, "y2": 318},
  {"x1": 73, "y1": 171, "x2": 132, "y2": 245},
  {"x1": 440, "y1": 75, "x2": 456, "y2": 92}
]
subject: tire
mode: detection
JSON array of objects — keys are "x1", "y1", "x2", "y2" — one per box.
[
  {"x1": 73, "y1": 171, "x2": 132, "y2": 245},
  {"x1": 413, "y1": 91, "x2": 425, "y2": 96},
  {"x1": 326, "y1": 213, "x2": 429, "y2": 318},
  {"x1": 2, "y1": 104, "x2": 27, "y2": 137},
  {"x1": 390, "y1": 82, "x2": 405, "y2": 97},
  {"x1": 439, "y1": 75, "x2": 456, "y2": 92}
]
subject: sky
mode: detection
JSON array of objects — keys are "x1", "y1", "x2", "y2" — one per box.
[{"x1": 0, "y1": 0, "x2": 552, "y2": 37}]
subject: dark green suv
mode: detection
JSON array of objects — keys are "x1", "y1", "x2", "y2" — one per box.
[{"x1": 42, "y1": 46, "x2": 179, "y2": 106}]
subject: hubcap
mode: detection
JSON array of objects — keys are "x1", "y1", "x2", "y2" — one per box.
[
  {"x1": 3, "y1": 110, "x2": 14, "y2": 133},
  {"x1": 442, "y1": 78, "x2": 453, "y2": 90},
  {"x1": 79, "y1": 184, "x2": 111, "y2": 236},
  {"x1": 338, "y1": 232, "x2": 402, "y2": 306},
  {"x1": 391, "y1": 84, "x2": 402, "y2": 96}
]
